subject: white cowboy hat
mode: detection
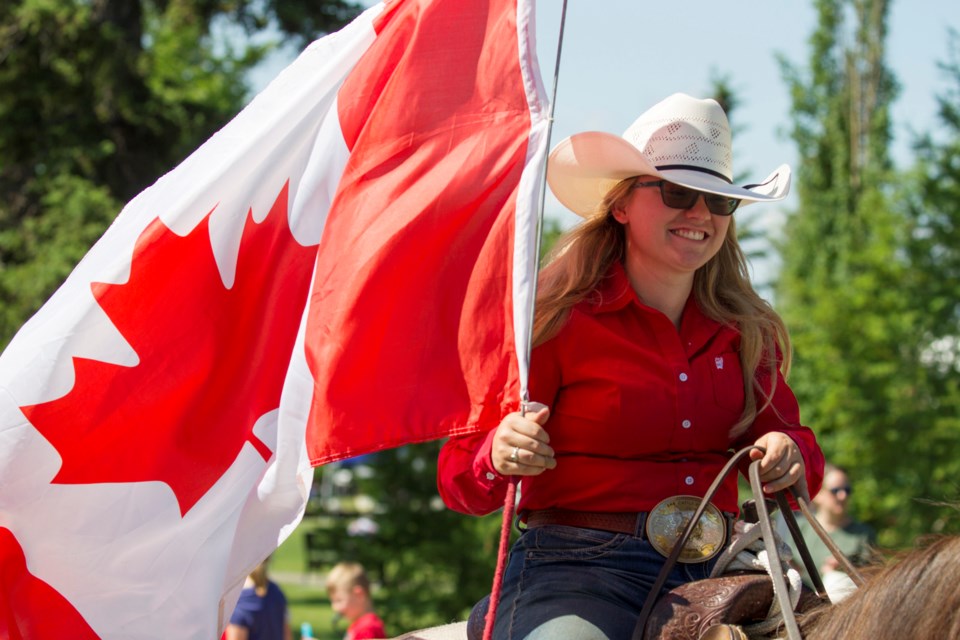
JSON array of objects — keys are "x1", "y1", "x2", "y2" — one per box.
[{"x1": 547, "y1": 93, "x2": 791, "y2": 217}]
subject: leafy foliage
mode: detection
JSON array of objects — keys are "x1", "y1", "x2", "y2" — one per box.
[
  {"x1": 0, "y1": 175, "x2": 119, "y2": 336},
  {"x1": 896, "y1": 28, "x2": 960, "y2": 534},
  {"x1": 776, "y1": 0, "x2": 960, "y2": 546}
]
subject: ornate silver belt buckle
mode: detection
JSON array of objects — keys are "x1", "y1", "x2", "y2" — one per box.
[{"x1": 645, "y1": 495, "x2": 726, "y2": 563}]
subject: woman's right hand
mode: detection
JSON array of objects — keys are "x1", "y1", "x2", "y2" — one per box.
[{"x1": 491, "y1": 403, "x2": 557, "y2": 476}]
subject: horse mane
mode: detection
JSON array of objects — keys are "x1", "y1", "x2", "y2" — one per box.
[{"x1": 799, "y1": 534, "x2": 960, "y2": 639}]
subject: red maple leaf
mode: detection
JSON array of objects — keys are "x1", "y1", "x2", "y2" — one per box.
[
  {"x1": 22, "y1": 182, "x2": 316, "y2": 516},
  {"x1": 0, "y1": 528, "x2": 101, "y2": 639}
]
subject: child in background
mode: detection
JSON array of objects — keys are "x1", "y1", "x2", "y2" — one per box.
[
  {"x1": 326, "y1": 562, "x2": 386, "y2": 640},
  {"x1": 225, "y1": 557, "x2": 292, "y2": 640}
]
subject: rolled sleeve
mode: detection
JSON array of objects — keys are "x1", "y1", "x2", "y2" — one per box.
[{"x1": 438, "y1": 428, "x2": 508, "y2": 515}]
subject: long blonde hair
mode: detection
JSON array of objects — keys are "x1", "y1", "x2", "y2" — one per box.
[{"x1": 534, "y1": 178, "x2": 791, "y2": 437}]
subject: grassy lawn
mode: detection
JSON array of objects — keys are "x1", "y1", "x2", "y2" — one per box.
[{"x1": 270, "y1": 517, "x2": 309, "y2": 574}]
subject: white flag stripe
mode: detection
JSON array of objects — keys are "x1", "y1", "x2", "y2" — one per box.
[{"x1": 511, "y1": 0, "x2": 551, "y2": 402}]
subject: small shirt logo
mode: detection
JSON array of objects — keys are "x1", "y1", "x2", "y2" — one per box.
[{"x1": 714, "y1": 356, "x2": 724, "y2": 370}]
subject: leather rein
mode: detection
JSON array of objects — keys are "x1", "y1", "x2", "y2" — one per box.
[{"x1": 631, "y1": 445, "x2": 867, "y2": 640}]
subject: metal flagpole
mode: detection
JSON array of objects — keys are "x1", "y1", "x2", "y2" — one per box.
[{"x1": 484, "y1": 3, "x2": 570, "y2": 639}]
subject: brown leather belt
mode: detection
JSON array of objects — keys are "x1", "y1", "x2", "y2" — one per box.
[
  {"x1": 524, "y1": 509, "x2": 649, "y2": 537},
  {"x1": 524, "y1": 500, "x2": 734, "y2": 563}
]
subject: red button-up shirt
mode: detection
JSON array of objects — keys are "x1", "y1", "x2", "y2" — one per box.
[{"x1": 438, "y1": 262, "x2": 823, "y2": 516}]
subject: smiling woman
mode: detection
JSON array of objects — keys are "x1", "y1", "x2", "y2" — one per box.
[
  {"x1": 437, "y1": 92, "x2": 824, "y2": 640},
  {"x1": 614, "y1": 174, "x2": 734, "y2": 299}
]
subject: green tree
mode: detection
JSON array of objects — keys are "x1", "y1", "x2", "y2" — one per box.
[
  {"x1": 538, "y1": 215, "x2": 564, "y2": 261},
  {"x1": 777, "y1": 0, "x2": 960, "y2": 546},
  {"x1": 898, "y1": 28, "x2": 960, "y2": 533},
  {"x1": 0, "y1": 0, "x2": 360, "y2": 346}
]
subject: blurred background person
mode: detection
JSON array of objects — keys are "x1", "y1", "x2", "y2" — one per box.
[
  {"x1": 225, "y1": 557, "x2": 292, "y2": 640},
  {"x1": 792, "y1": 462, "x2": 877, "y2": 600},
  {"x1": 326, "y1": 561, "x2": 386, "y2": 640}
]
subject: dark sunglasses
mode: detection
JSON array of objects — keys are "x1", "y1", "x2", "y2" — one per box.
[
  {"x1": 632, "y1": 179, "x2": 741, "y2": 216},
  {"x1": 828, "y1": 485, "x2": 853, "y2": 496}
]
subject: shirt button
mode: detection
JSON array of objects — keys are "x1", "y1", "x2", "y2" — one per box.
[
  {"x1": 485, "y1": 472, "x2": 497, "y2": 481},
  {"x1": 685, "y1": 476, "x2": 695, "y2": 486},
  {"x1": 682, "y1": 419, "x2": 692, "y2": 429},
  {"x1": 679, "y1": 372, "x2": 689, "y2": 382}
]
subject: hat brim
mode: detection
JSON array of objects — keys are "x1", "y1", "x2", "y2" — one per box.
[{"x1": 547, "y1": 132, "x2": 791, "y2": 218}]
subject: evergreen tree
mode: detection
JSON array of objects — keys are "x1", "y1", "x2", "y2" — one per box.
[
  {"x1": 898, "y1": 28, "x2": 960, "y2": 533},
  {"x1": 777, "y1": 0, "x2": 960, "y2": 545}
]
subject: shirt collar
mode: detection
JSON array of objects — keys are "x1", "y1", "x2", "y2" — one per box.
[{"x1": 583, "y1": 261, "x2": 729, "y2": 351}]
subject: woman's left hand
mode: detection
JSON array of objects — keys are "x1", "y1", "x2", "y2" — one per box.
[{"x1": 749, "y1": 432, "x2": 809, "y2": 501}]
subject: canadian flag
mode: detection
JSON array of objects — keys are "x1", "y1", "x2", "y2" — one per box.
[{"x1": 0, "y1": 0, "x2": 549, "y2": 637}]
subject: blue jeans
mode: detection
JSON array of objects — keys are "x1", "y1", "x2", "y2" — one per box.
[{"x1": 492, "y1": 525, "x2": 718, "y2": 640}]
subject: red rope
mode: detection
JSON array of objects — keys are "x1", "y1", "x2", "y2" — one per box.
[{"x1": 483, "y1": 476, "x2": 518, "y2": 640}]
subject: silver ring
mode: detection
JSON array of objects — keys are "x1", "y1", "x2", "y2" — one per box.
[{"x1": 509, "y1": 446, "x2": 520, "y2": 463}]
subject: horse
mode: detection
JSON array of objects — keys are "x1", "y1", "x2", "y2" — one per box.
[{"x1": 798, "y1": 534, "x2": 960, "y2": 639}]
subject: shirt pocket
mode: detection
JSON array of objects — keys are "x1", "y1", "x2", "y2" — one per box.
[{"x1": 709, "y1": 351, "x2": 745, "y2": 414}]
